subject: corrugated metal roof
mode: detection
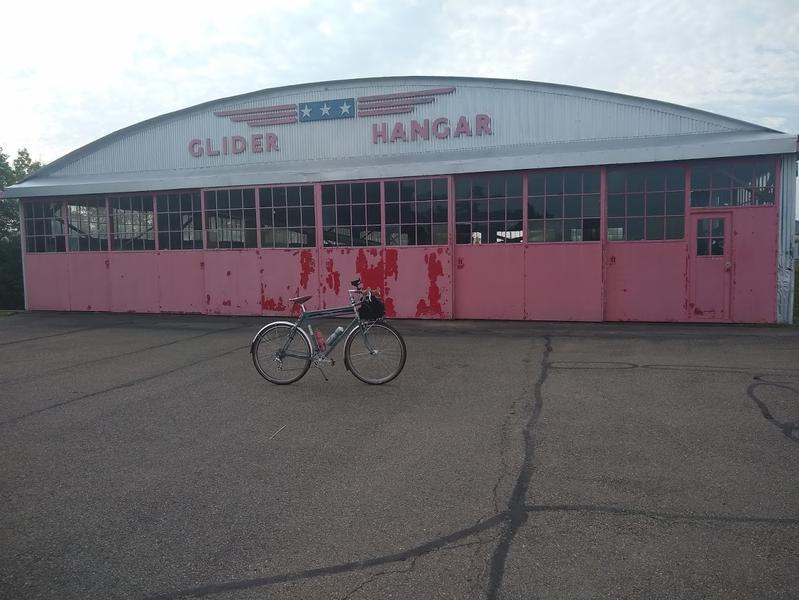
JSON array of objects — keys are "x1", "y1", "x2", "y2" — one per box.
[{"x1": 8, "y1": 76, "x2": 798, "y2": 198}]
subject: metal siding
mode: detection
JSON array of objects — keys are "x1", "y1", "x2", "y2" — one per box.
[{"x1": 777, "y1": 153, "x2": 797, "y2": 323}]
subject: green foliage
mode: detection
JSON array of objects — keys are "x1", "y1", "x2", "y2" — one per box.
[{"x1": 0, "y1": 146, "x2": 45, "y2": 309}]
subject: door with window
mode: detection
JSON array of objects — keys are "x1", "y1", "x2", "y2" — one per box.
[{"x1": 689, "y1": 213, "x2": 731, "y2": 321}]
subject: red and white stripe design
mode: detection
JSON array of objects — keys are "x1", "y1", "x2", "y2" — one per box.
[
  {"x1": 214, "y1": 104, "x2": 298, "y2": 127},
  {"x1": 357, "y1": 87, "x2": 456, "y2": 117}
]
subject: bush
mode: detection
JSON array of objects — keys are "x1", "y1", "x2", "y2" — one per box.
[{"x1": 0, "y1": 237, "x2": 24, "y2": 309}]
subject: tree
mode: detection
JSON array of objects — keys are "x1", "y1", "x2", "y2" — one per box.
[{"x1": 0, "y1": 146, "x2": 45, "y2": 309}]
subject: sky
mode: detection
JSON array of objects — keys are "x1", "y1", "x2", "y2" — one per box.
[{"x1": 2, "y1": 0, "x2": 797, "y2": 212}]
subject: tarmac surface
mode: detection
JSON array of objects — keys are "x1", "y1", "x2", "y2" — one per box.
[{"x1": 1, "y1": 312, "x2": 798, "y2": 599}]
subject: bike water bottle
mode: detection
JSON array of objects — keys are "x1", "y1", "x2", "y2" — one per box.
[
  {"x1": 313, "y1": 329, "x2": 326, "y2": 352},
  {"x1": 326, "y1": 326, "x2": 345, "y2": 347}
]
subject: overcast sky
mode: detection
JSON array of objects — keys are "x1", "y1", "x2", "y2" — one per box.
[{"x1": 3, "y1": 0, "x2": 797, "y2": 169}]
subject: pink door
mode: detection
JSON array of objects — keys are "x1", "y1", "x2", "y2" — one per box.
[{"x1": 689, "y1": 213, "x2": 731, "y2": 321}]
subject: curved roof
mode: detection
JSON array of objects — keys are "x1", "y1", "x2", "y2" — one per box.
[{"x1": 9, "y1": 76, "x2": 797, "y2": 197}]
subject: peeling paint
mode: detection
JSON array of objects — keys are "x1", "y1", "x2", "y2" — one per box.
[
  {"x1": 355, "y1": 248, "x2": 383, "y2": 291},
  {"x1": 300, "y1": 250, "x2": 315, "y2": 289},
  {"x1": 416, "y1": 251, "x2": 445, "y2": 318},
  {"x1": 325, "y1": 258, "x2": 341, "y2": 295},
  {"x1": 260, "y1": 283, "x2": 287, "y2": 312},
  {"x1": 385, "y1": 248, "x2": 399, "y2": 280}
]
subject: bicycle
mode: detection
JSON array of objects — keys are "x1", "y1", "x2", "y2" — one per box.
[{"x1": 250, "y1": 278, "x2": 406, "y2": 385}]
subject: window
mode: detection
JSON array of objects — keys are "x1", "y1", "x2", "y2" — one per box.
[
  {"x1": 385, "y1": 178, "x2": 448, "y2": 245},
  {"x1": 321, "y1": 182, "x2": 381, "y2": 246},
  {"x1": 260, "y1": 185, "x2": 315, "y2": 248},
  {"x1": 607, "y1": 166, "x2": 685, "y2": 241},
  {"x1": 527, "y1": 170, "x2": 600, "y2": 242},
  {"x1": 68, "y1": 198, "x2": 108, "y2": 251},
  {"x1": 156, "y1": 191, "x2": 203, "y2": 250},
  {"x1": 696, "y1": 218, "x2": 725, "y2": 256},
  {"x1": 455, "y1": 174, "x2": 522, "y2": 244},
  {"x1": 691, "y1": 160, "x2": 775, "y2": 207},
  {"x1": 109, "y1": 195, "x2": 155, "y2": 250},
  {"x1": 205, "y1": 188, "x2": 257, "y2": 249},
  {"x1": 23, "y1": 200, "x2": 66, "y2": 253}
]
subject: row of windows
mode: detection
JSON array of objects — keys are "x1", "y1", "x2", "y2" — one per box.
[{"x1": 22, "y1": 160, "x2": 776, "y2": 253}]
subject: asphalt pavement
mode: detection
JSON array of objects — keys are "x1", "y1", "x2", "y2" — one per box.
[{"x1": 1, "y1": 312, "x2": 797, "y2": 599}]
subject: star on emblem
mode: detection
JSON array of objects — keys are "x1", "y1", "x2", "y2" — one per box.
[
  {"x1": 320, "y1": 103, "x2": 331, "y2": 116},
  {"x1": 339, "y1": 101, "x2": 351, "y2": 115},
  {"x1": 300, "y1": 105, "x2": 312, "y2": 118}
]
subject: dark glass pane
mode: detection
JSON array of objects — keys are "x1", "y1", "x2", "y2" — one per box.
[
  {"x1": 608, "y1": 194, "x2": 625, "y2": 218},
  {"x1": 545, "y1": 197, "x2": 563, "y2": 219},
  {"x1": 583, "y1": 171, "x2": 600, "y2": 193},
  {"x1": 287, "y1": 208, "x2": 301, "y2": 227},
  {"x1": 711, "y1": 219, "x2": 724, "y2": 237},
  {"x1": 261, "y1": 209, "x2": 273, "y2": 227},
  {"x1": 646, "y1": 217, "x2": 665, "y2": 240},
  {"x1": 753, "y1": 187, "x2": 775, "y2": 205},
  {"x1": 400, "y1": 180, "x2": 415, "y2": 202},
  {"x1": 322, "y1": 206, "x2": 335, "y2": 226},
  {"x1": 607, "y1": 170, "x2": 626, "y2": 193},
  {"x1": 696, "y1": 238, "x2": 709, "y2": 256},
  {"x1": 545, "y1": 219, "x2": 563, "y2": 242},
  {"x1": 416, "y1": 201, "x2": 432, "y2": 223},
  {"x1": 691, "y1": 190, "x2": 710, "y2": 208},
  {"x1": 433, "y1": 200, "x2": 448, "y2": 223},
  {"x1": 666, "y1": 192, "x2": 684, "y2": 215},
  {"x1": 564, "y1": 172, "x2": 581, "y2": 194},
  {"x1": 259, "y1": 188, "x2": 272, "y2": 207},
  {"x1": 366, "y1": 182, "x2": 381, "y2": 204},
  {"x1": 158, "y1": 232, "x2": 171, "y2": 250},
  {"x1": 583, "y1": 195, "x2": 600, "y2": 218},
  {"x1": 691, "y1": 166, "x2": 711, "y2": 189},
  {"x1": 472, "y1": 177, "x2": 488, "y2": 199},
  {"x1": 456, "y1": 223, "x2": 471, "y2": 244},
  {"x1": 273, "y1": 187, "x2": 286, "y2": 207},
  {"x1": 753, "y1": 163, "x2": 774, "y2": 188},
  {"x1": 506, "y1": 175, "x2": 522, "y2": 197},
  {"x1": 732, "y1": 165, "x2": 754, "y2": 187},
  {"x1": 545, "y1": 173, "x2": 563, "y2": 195},
  {"x1": 337, "y1": 205, "x2": 350, "y2": 225},
  {"x1": 583, "y1": 218, "x2": 600, "y2": 241},
  {"x1": 528, "y1": 220, "x2": 545, "y2": 242},
  {"x1": 607, "y1": 218, "x2": 625, "y2": 241},
  {"x1": 665, "y1": 167, "x2": 684, "y2": 190},
  {"x1": 351, "y1": 184, "x2": 365, "y2": 204},
  {"x1": 351, "y1": 204, "x2": 366, "y2": 226},
  {"x1": 711, "y1": 167, "x2": 731, "y2": 189},
  {"x1": 697, "y1": 219, "x2": 710, "y2": 237},
  {"x1": 205, "y1": 192, "x2": 216, "y2": 210},
  {"x1": 665, "y1": 216, "x2": 684, "y2": 240},
  {"x1": 455, "y1": 177, "x2": 471, "y2": 200},
  {"x1": 224, "y1": 190, "x2": 237, "y2": 209},
  {"x1": 563, "y1": 219, "x2": 582, "y2": 242},
  {"x1": 384, "y1": 181, "x2": 400, "y2": 204},
  {"x1": 401, "y1": 202, "x2": 414, "y2": 223},
  {"x1": 192, "y1": 193, "x2": 201, "y2": 212},
  {"x1": 646, "y1": 192, "x2": 665, "y2": 216},
  {"x1": 367, "y1": 203, "x2": 380, "y2": 225},
  {"x1": 432, "y1": 178, "x2": 448, "y2": 200},
  {"x1": 472, "y1": 222, "x2": 488, "y2": 244},
  {"x1": 472, "y1": 199, "x2": 487, "y2": 221},
  {"x1": 711, "y1": 189, "x2": 731, "y2": 207},
  {"x1": 322, "y1": 185, "x2": 336, "y2": 205},
  {"x1": 528, "y1": 197, "x2": 545, "y2": 219},
  {"x1": 626, "y1": 217, "x2": 644, "y2": 241},
  {"x1": 489, "y1": 222, "x2": 504, "y2": 243},
  {"x1": 416, "y1": 179, "x2": 431, "y2": 201},
  {"x1": 241, "y1": 189, "x2": 254, "y2": 209},
  {"x1": 287, "y1": 186, "x2": 300, "y2": 206},
  {"x1": 301, "y1": 186, "x2": 314, "y2": 206},
  {"x1": 432, "y1": 223, "x2": 448, "y2": 245},
  {"x1": 489, "y1": 198, "x2": 505, "y2": 221},
  {"x1": 23, "y1": 202, "x2": 34, "y2": 218},
  {"x1": 273, "y1": 207, "x2": 287, "y2": 227},
  {"x1": 352, "y1": 226, "x2": 366, "y2": 246},
  {"x1": 563, "y1": 196, "x2": 581, "y2": 218},
  {"x1": 711, "y1": 238, "x2": 724, "y2": 255},
  {"x1": 243, "y1": 209, "x2": 257, "y2": 229},
  {"x1": 336, "y1": 184, "x2": 351, "y2": 204},
  {"x1": 645, "y1": 170, "x2": 664, "y2": 192},
  {"x1": 301, "y1": 206, "x2": 314, "y2": 225},
  {"x1": 528, "y1": 174, "x2": 545, "y2": 196},
  {"x1": 456, "y1": 200, "x2": 470, "y2": 222},
  {"x1": 506, "y1": 197, "x2": 522, "y2": 221},
  {"x1": 401, "y1": 224, "x2": 416, "y2": 245},
  {"x1": 488, "y1": 175, "x2": 505, "y2": 198},
  {"x1": 386, "y1": 203, "x2": 399, "y2": 224},
  {"x1": 627, "y1": 171, "x2": 645, "y2": 192},
  {"x1": 386, "y1": 225, "x2": 400, "y2": 245},
  {"x1": 416, "y1": 224, "x2": 432, "y2": 245},
  {"x1": 626, "y1": 194, "x2": 645, "y2": 216}
]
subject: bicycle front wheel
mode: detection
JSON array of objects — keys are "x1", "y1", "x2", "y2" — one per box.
[
  {"x1": 252, "y1": 323, "x2": 312, "y2": 384},
  {"x1": 344, "y1": 322, "x2": 406, "y2": 384}
]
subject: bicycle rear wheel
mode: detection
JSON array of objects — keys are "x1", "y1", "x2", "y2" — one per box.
[
  {"x1": 344, "y1": 322, "x2": 406, "y2": 384},
  {"x1": 252, "y1": 323, "x2": 312, "y2": 384}
]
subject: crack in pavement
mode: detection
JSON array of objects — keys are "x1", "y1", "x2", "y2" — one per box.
[
  {"x1": 336, "y1": 556, "x2": 420, "y2": 600},
  {"x1": 747, "y1": 377, "x2": 799, "y2": 444}
]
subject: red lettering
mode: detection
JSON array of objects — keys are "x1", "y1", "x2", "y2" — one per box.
[
  {"x1": 205, "y1": 138, "x2": 220, "y2": 156},
  {"x1": 390, "y1": 122, "x2": 407, "y2": 142},
  {"x1": 232, "y1": 135, "x2": 246, "y2": 154},
  {"x1": 411, "y1": 119, "x2": 429, "y2": 141},
  {"x1": 476, "y1": 114, "x2": 492, "y2": 136},
  {"x1": 372, "y1": 123, "x2": 388, "y2": 144},
  {"x1": 454, "y1": 116, "x2": 472, "y2": 138},
  {"x1": 189, "y1": 139, "x2": 203, "y2": 157},
  {"x1": 222, "y1": 136, "x2": 229, "y2": 155},
  {"x1": 266, "y1": 133, "x2": 279, "y2": 152},
  {"x1": 433, "y1": 118, "x2": 450, "y2": 139},
  {"x1": 251, "y1": 134, "x2": 263, "y2": 153}
]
